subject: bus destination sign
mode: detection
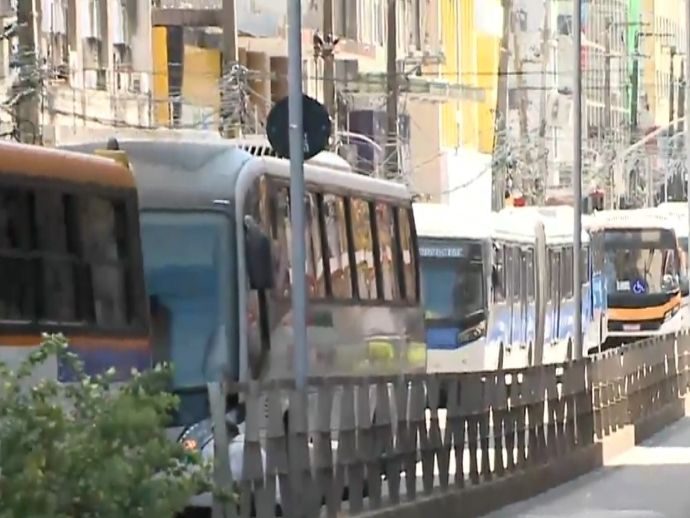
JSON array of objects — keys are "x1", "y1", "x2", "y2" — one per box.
[{"x1": 418, "y1": 245, "x2": 467, "y2": 258}]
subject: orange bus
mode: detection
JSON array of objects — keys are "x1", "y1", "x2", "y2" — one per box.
[{"x1": 0, "y1": 141, "x2": 150, "y2": 382}]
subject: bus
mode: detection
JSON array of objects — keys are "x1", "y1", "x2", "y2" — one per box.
[
  {"x1": 0, "y1": 141, "x2": 150, "y2": 383},
  {"x1": 60, "y1": 138, "x2": 426, "y2": 423},
  {"x1": 654, "y1": 202, "x2": 690, "y2": 304},
  {"x1": 587, "y1": 209, "x2": 684, "y2": 346},
  {"x1": 489, "y1": 206, "x2": 601, "y2": 368},
  {"x1": 413, "y1": 202, "x2": 492, "y2": 373}
]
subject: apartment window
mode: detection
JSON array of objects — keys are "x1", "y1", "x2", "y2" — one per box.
[{"x1": 557, "y1": 14, "x2": 572, "y2": 36}]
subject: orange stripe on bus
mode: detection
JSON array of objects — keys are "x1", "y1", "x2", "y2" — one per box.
[
  {"x1": 0, "y1": 335, "x2": 150, "y2": 349},
  {"x1": 608, "y1": 294, "x2": 681, "y2": 322},
  {"x1": 0, "y1": 141, "x2": 136, "y2": 188}
]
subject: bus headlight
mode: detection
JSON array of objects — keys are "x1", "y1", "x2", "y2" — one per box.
[
  {"x1": 178, "y1": 419, "x2": 213, "y2": 452},
  {"x1": 457, "y1": 321, "x2": 486, "y2": 345},
  {"x1": 664, "y1": 308, "x2": 677, "y2": 323}
]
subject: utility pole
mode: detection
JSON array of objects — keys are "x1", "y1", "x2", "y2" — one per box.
[
  {"x1": 667, "y1": 46, "x2": 676, "y2": 202},
  {"x1": 537, "y1": 0, "x2": 552, "y2": 203},
  {"x1": 492, "y1": 0, "x2": 513, "y2": 209},
  {"x1": 385, "y1": 0, "x2": 399, "y2": 179},
  {"x1": 322, "y1": 0, "x2": 336, "y2": 122},
  {"x1": 604, "y1": 19, "x2": 612, "y2": 204},
  {"x1": 572, "y1": 0, "x2": 583, "y2": 360},
  {"x1": 14, "y1": 0, "x2": 40, "y2": 144},
  {"x1": 221, "y1": 0, "x2": 240, "y2": 138},
  {"x1": 630, "y1": 32, "x2": 640, "y2": 143},
  {"x1": 510, "y1": 7, "x2": 529, "y2": 196},
  {"x1": 511, "y1": 10, "x2": 529, "y2": 137},
  {"x1": 686, "y1": 0, "x2": 690, "y2": 318},
  {"x1": 288, "y1": 0, "x2": 308, "y2": 392},
  {"x1": 677, "y1": 64, "x2": 685, "y2": 135}
]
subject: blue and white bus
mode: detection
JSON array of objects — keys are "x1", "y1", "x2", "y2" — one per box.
[
  {"x1": 489, "y1": 206, "x2": 603, "y2": 368},
  {"x1": 413, "y1": 203, "x2": 492, "y2": 372}
]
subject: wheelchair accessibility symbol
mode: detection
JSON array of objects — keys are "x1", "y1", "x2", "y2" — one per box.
[{"x1": 632, "y1": 279, "x2": 646, "y2": 294}]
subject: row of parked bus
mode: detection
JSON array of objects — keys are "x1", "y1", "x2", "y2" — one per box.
[
  {"x1": 5, "y1": 138, "x2": 688, "y2": 392},
  {"x1": 415, "y1": 201, "x2": 690, "y2": 373},
  {"x1": 4, "y1": 138, "x2": 690, "y2": 511}
]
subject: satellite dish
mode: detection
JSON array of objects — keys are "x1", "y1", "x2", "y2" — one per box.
[{"x1": 266, "y1": 94, "x2": 332, "y2": 161}]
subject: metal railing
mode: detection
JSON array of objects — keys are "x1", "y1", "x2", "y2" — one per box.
[{"x1": 214, "y1": 331, "x2": 690, "y2": 517}]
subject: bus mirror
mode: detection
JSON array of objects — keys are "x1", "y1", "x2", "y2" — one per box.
[{"x1": 244, "y1": 216, "x2": 274, "y2": 290}]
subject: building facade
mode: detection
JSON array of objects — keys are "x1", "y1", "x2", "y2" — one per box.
[{"x1": 434, "y1": 0, "x2": 502, "y2": 213}]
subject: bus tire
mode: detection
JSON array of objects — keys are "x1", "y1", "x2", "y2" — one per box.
[{"x1": 497, "y1": 343, "x2": 504, "y2": 371}]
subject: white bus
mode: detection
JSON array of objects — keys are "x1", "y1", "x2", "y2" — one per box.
[
  {"x1": 413, "y1": 203, "x2": 492, "y2": 373},
  {"x1": 490, "y1": 206, "x2": 599, "y2": 369},
  {"x1": 587, "y1": 209, "x2": 684, "y2": 346}
]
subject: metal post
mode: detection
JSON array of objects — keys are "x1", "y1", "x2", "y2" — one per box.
[
  {"x1": 604, "y1": 20, "x2": 612, "y2": 203},
  {"x1": 572, "y1": 0, "x2": 583, "y2": 360},
  {"x1": 385, "y1": 0, "x2": 399, "y2": 179},
  {"x1": 667, "y1": 46, "x2": 676, "y2": 203},
  {"x1": 322, "y1": 0, "x2": 336, "y2": 121},
  {"x1": 631, "y1": 33, "x2": 640, "y2": 141},
  {"x1": 221, "y1": 0, "x2": 240, "y2": 138},
  {"x1": 492, "y1": 0, "x2": 512, "y2": 210},
  {"x1": 15, "y1": 0, "x2": 39, "y2": 144},
  {"x1": 288, "y1": 0, "x2": 308, "y2": 389},
  {"x1": 538, "y1": 0, "x2": 551, "y2": 203},
  {"x1": 686, "y1": 0, "x2": 690, "y2": 299}
]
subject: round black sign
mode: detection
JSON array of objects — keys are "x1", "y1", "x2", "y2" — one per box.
[{"x1": 266, "y1": 94, "x2": 332, "y2": 161}]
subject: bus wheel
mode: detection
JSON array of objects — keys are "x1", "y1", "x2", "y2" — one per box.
[{"x1": 497, "y1": 343, "x2": 504, "y2": 371}]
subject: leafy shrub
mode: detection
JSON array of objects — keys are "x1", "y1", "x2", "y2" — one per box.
[{"x1": 0, "y1": 334, "x2": 211, "y2": 518}]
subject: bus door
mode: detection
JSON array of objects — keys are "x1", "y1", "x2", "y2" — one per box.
[
  {"x1": 505, "y1": 246, "x2": 519, "y2": 347},
  {"x1": 550, "y1": 249, "x2": 562, "y2": 344},
  {"x1": 520, "y1": 249, "x2": 528, "y2": 346}
]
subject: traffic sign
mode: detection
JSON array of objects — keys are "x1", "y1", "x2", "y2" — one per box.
[{"x1": 266, "y1": 94, "x2": 332, "y2": 161}]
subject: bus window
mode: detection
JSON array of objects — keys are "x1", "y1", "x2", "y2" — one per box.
[
  {"x1": 77, "y1": 196, "x2": 129, "y2": 328},
  {"x1": 397, "y1": 207, "x2": 418, "y2": 302},
  {"x1": 503, "y1": 245, "x2": 515, "y2": 304},
  {"x1": 306, "y1": 193, "x2": 326, "y2": 298},
  {"x1": 270, "y1": 186, "x2": 292, "y2": 298},
  {"x1": 0, "y1": 188, "x2": 35, "y2": 320},
  {"x1": 375, "y1": 203, "x2": 399, "y2": 301},
  {"x1": 350, "y1": 198, "x2": 377, "y2": 300},
  {"x1": 35, "y1": 190, "x2": 77, "y2": 323},
  {"x1": 491, "y1": 244, "x2": 505, "y2": 302},
  {"x1": 323, "y1": 194, "x2": 352, "y2": 299},
  {"x1": 512, "y1": 247, "x2": 521, "y2": 304},
  {"x1": 561, "y1": 247, "x2": 573, "y2": 298},
  {"x1": 526, "y1": 248, "x2": 535, "y2": 301}
]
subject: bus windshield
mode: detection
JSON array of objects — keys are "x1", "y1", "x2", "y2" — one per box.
[
  {"x1": 604, "y1": 228, "x2": 679, "y2": 295},
  {"x1": 419, "y1": 239, "x2": 485, "y2": 325},
  {"x1": 140, "y1": 211, "x2": 230, "y2": 390}
]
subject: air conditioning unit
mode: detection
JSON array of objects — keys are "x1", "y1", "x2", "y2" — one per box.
[{"x1": 546, "y1": 91, "x2": 572, "y2": 128}]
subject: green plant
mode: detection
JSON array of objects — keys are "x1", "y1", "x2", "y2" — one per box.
[{"x1": 0, "y1": 334, "x2": 211, "y2": 518}]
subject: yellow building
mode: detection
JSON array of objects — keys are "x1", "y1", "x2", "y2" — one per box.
[
  {"x1": 639, "y1": 0, "x2": 686, "y2": 130},
  {"x1": 439, "y1": 0, "x2": 502, "y2": 153},
  {"x1": 435, "y1": 0, "x2": 502, "y2": 211}
]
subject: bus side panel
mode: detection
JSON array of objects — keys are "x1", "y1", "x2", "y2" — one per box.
[
  {"x1": 263, "y1": 301, "x2": 426, "y2": 379},
  {"x1": 61, "y1": 341, "x2": 152, "y2": 382},
  {"x1": 0, "y1": 336, "x2": 151, "y2": 383}
]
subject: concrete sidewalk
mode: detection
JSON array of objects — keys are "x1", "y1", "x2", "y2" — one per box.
[{"x1": 484, "y1": 416, "x2": 690, "y2": 517}]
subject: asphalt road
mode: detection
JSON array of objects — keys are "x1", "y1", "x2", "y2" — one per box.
[{"x1": 483, "y1": 416, "x2": 690, "y2": 518}]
